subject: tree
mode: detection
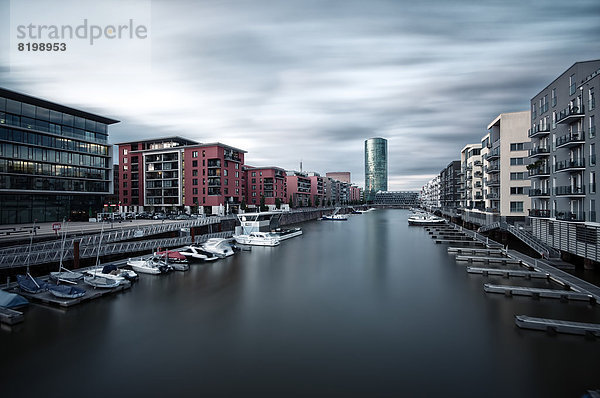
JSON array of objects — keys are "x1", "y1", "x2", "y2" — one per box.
[
  {"x1": 260, "y1": 194, "x2": 268, "y2": 212},
  {"x1": 241, "y1": 197, "x2": 247, "y2": 211},
  {"x1": 289, "y1": 196, "x2": 294, "y2": 208},
  {"x1": 315, "y1": 196, "x2": 320, "y2": 207},
  {"x1": 327, "y1": 199, "x2": 331, "y2": 207},
  {"x1": 275, "y1": 198, "x2": 281, "y2": 209},
  {"x1": 308, "y1": 197, "x2": 312, "y2": 207}
]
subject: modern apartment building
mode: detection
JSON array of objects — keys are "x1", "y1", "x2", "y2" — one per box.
[
  {"x1": 0, "y1": 88, "x2": 117, "y2": 223},
  {"x1": 117, "y1": 137, "x2": 246, "y2": 215},
  {"x1": 364, "y1": 137, "x2": 388, "y2": 201},
  {"x1": 374, "y1": 191, "x2": 419, "y2": 206},
  {"x1": 286, "y1": 171, "x2": 311, "y2": 207},
  {"x1": 463, "y1": 111, "x2": 531, "y2": 226},
  {"x1": 440, "y1": 161, "x2": 461, "y2": 215},
  {"x1": 325, "y1": 172, "x2": 351, "y2": 183},
  {"x1": 459, "y1": 144, "x2": 484, "y2": 211},
  {"x1": 529, "y1": 60, "x2": 600, "y2": 262},
  {"x1": 244, "y1": 166, "x2": 287, "y2": 208},
  {"x1": 306, "y1": 172, "x2": 326, "y2": 206},
  {"x1": 420, "y1": 176, "x2": 440, "y2": 211}
]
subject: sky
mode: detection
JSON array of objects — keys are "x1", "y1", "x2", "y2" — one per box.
[{"x1": 0, "y1": 0, "x2": 599, "y2": 190}]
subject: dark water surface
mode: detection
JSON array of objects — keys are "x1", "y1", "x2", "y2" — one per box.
[{"x1": 2, "y1": 209, "x2": 600, "y2": 397}]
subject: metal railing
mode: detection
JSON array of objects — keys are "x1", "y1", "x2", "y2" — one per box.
[{"x1": 477, "y1": 221, "x2": 560, "y2": 258}]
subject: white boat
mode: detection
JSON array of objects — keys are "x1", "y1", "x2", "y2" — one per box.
[
  {"x1": 233, "y1": 232, "x2": 280, "y2": 246},
  {"x1": 180, "y1": 245, "x2": 219, "y2": 262},
  {"x1": 84, "y1": 275, "x2": 120, "y2": 289},
  {"x1": 407, "y1": 214, "x2": 446, "y2": 226},
  {"x1": 268, "y1": 227, "x2": 302, "y2": 241},
  {"x1": 201, "y1": 238, "x2": 235, "y2": 258},
  {"x1": 322, "y1": 214, "x2": 348, "y2": 221},
  {"x1": 126, "y1": 257, "x2": 172, "y2": 275},
  {"x1": 85, "y1": 267, "x2": 138, "y2": 283}
]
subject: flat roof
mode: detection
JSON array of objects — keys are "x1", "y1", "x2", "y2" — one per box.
[
  {"x1": 0, "y1": 87, "x2": 120, "y2": 125},
  {"x1": 115, "y1": 136, "x2": 199, "y2": 146}
]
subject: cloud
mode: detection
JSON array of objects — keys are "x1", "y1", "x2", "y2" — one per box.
[{"x1": 0, "y1": 0, "x2": 599, "y2": 190}]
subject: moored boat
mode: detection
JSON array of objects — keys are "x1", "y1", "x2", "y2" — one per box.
[
  {"x1": 407, "y1": 214, "x2": 446, "y2": 226},
  {"x1": 47, "y1": 284, "x2": 86, "y2": 299},
  {"x1": 83, "y1": 275, "x2": 121, "y2": 289},
  {"x1": 180, "y1": 245, "x2": 219, "y2": 261},
  {"x1": 321, "y1": 214, "x2": 348, "y2": 221},
  {"x1": 268, "y1": 227, "x2": 303, "y2": 241},
  {"x1": 0, "y1": 290, "x2": 29, "y2": 309},
  {"x1": 16, "y1": 274, "x2": 47, "y2": 294},
  {"x1": 201, "y1": 238, "x2": 235, "y2": 257},
  {"x1": 233, "y1": 232, "x2": 280, "y2": 246},
  {"x1": 127, "y1": 257, "x2": 172, "y2": 275}
]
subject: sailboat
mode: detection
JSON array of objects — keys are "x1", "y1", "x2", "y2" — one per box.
[
  {"x1": 16, "y1": 220, "x2": 47, "y2": 294},
  {"x1": 84, "y1": 222, "x2": 120, "y2": 289},
  {"x1": 49, "y1": 220, "x2": 84, "y2": 282}
]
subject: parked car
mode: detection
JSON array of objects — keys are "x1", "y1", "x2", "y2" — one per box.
[
  {"x1": 175, "y1": 214, "x2": 192, "y2": 220},
  {"x1": 153, "y1": 213, "x2": 166, "y2": 220}
]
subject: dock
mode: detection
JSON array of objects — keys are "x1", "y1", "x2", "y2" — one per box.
[
  {"x1": 466, "y1": 267, "x2": 550, "y2": 279},
  {"x1": 0, "y1": 307, "x2": 24, "y2": 325},
  {"x1": 455, "y1": 255, "x2": 522, "y2": 265},
  {"x1": 483, "y1": 283, "x2": 596, "y2": 304},
  {"x1": 515, "y1": 315, "x2": 600, "y2": 337},
  {"x1": 447, "y1": 247, "x2": 506, "y2": 256},
  {"x1": 435, "y1": 239, "x2": 484, "y2": 246},
  {"x1": 13, "y1": 280, "x2": 132, "y2": 308}
]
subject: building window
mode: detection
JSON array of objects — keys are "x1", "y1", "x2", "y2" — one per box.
[
  {"x1": 591, "y1": 144, "x2": 596, "y2": 166},
  {"x1": 202, "y1": 150, "x2": 205, "y2": 157},
  {"x1": 590, "y1": 87, "x2": 596, "y2": 110},
  {"x1": 224, "y1": 169, "x2": 228, "y2": 176},
  {"x1": 510, "y1": 201, "x2": 523, "y2": 213},
  {"x1": 591, "y1": 115, "x2": 596, "y2": 139},
  {"x1": 123, "y1": 149, "x2": 128, "y2": 155},
  {"x1": 224, "y1": 188, "x2": 228, "y2": 195},
  {"x1": 192, "y1": 151, "x2": 198, "y2": 158},
  {"x1": 193, "y1": 188, "x2": 198, "y2": 194},
  {"x1": 192, "y1": 170, "x2": 198, "y2": 176},
  {"x1": 123, "y1": 182, "x2": 128, "y2": 188},
  {"x1": 551, "y1": 88, "x2": 556, "y2": 107},
  {"x1": 123, "y1": 165, "x2": 128, "y2": 171},
  {"x1": 252, "y1": 185, "x2": 256, "y2": 190},
  {"x1": 510, "y1": 157, "x2": 524, "y2": 166},
  {"x1": 235, "y1": 163, "x2": 239, "y2": 169},
  {"x1": 510, "y1": 187, "x2": 524, "y2": 195},
  {"x1": 252, "y1": 172, "x2": 256, "y2": 177},
  {"x1": 224, "y1": 178, "x2": 228, "y2": 185},
  {"x1": 591, "y1": 172, "x2": 596, "y2": 194},
  {"x1": 193, "y1": 179, "x2": 198, "y2": 185},
  {"x1": 123, "y1": 174, "x2": 128, "y2": 180},
  {"x1": 510, "y1": 172, "x2": 525, "y2": 180},
  {"x1": 192, "y1": 160, "x2": 198, "y2": 167},
  {"x1": 552, "y1": 111, "x2": 556, "y2": 129},
  {"x1": 235, "y1": 171, "x2": 239, "y2": 177},
  {"x1": 123, "y1": 190, "x2": 128, "y2": 196},
  {"x1": 123, "y1": 157, "x2": 128, "y2": 164},
  {"x1": 510, "y1": 143, "x2": 524, "y2": 151},
  {"x1": 569, "y1": 74, "x2": 576, "y2": 95},
  {"x1": 235, "y1": 180, "x2": 239, "y2": 186}
]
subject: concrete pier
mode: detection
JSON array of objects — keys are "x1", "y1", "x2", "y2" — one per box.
[
  {"x1": 515, "y1": 315, "x2": 600, "y2": 337},
  {"x1": 483, "y1": 283, "x2": 596, "y2": 304},
  {"x1": 467, "y1": 267, "x2": 550, "y2": 279}
]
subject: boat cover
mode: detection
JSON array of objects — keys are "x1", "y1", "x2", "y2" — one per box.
[
  {"x1": 0, "y1": 290, "x2": 29, "y2": 308},
  {"x1": 102, "y1": 264, "x2": 118, "y2": 274},
  {"x1": 48, "y1": 284, "x2": 86, "y2": 299},
  {"x1": 16, "y1": 274, "x2": 47, "y2": 294}
]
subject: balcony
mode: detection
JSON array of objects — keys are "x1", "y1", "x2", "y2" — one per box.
[
  {"x1": 487, "y1": 179, "x2": 500, "y2": 187},
  {"x1": 554, "y1": 185, "x2": 585, "y2": 196},
  {"x1": 554, "y1": 158, "x2": 586, "y2": 172},
  {"x1": 528, "y1": 166, "x2": 550, "y2": 178},
  {"x1": 485, "y1": 150, "x2": 500, "y2": 161},
  {"x1": 557, "y1": 105, "x2": 585, "y2": 124},
  {"x1": 555, "y1": 211, "x2": 585, "y2": 222},
  {"x1": 528, "y1": 146, "x2": 550, "y2": 158},
  {"x1": 474, "y1": 160, "x2": 482, "y2": 167},
  {"x1": 529, "y1": 209, "x2": 551, "y2": 218},
  {"x1": 529, "y1": 188, "x2": 550, "y2": 197},
  {"x1": 474, "y1": 171, "x2": 483, "y2": 178},
  {"x1": 485, "y1": 208, "x2": 500, "y2": 214},
  {"x1": 528, "y1": 125, "x2": 550, "y2": 138},
  {"x1": 556, "y1": 131, "x2": 584, "y2": 149},
  {"x1": 487, "y1": 193, "x2": 500, "y2": 200},
  {"x1": 485, "y1": 164, "x2": 500, "y2": 174},
  {"x1": 474, "y1": 194, "x2": 483, "y2": 200}
]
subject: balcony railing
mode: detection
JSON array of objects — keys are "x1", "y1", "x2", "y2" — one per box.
[
  {"x1": 529, "y1": 189, "x2": 550, "y2": 197},
  {"x1": 485, "y1": 208, "x2": 500, "y2": 214},
  {"x1": 554, "y1": 158, "x2": 585, "y2": 172},
  {"x1": 485, "y1": 164, "x2": 500, "y2": 173},
  {"x1": 555, "y1": 185, "x2": 585, "y2": 196},
  {"x1": 555, "y1": 211, "x2": 585, "y2": 222},
  {"x1": 528, "y1": 147, "x2": 550, "y2": 157},
  {"x1": 528, "y1": 166, "x2": 550, "y2": 177},
  {"x1": 474, "y1": 171, "x2": 483, "y2": 178},
  {"x1": 486, "y1": 180, "x2": 500, "y2": 187},
  {"x1": 487, "y1": 193, "x2": 500, "y2": 200},
  {"x1": 557, "y1": 105, "x2": 585, "y2": 124},
  {"x1": 556, "y1": 131, "x2": 584, "y2": 148},
  {"x1": 528, "y1": 125, "x2": 550, "y2": 138},
  {"x1": 485, "y1": 150, "x2": 500, "y2": 161},
  {"x1": 529, "y1": 209, "x2": 551, "y2": 218}
]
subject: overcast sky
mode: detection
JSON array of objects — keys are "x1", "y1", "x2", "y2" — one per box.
[{"x1": 1, "y1": 0, "x2": 599, "y2": 190}]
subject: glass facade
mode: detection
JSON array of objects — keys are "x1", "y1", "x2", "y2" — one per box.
[
  {"x1": 0, "y1": 88, "x2": 117, "y2": 224},
  {"x1": 364, "y1": 137, "x2": 388, "y2": 201}
]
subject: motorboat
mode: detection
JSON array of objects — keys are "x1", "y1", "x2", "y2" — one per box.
[
  {"x1": 83, "y1": 275, "x2": 120, "y2": 289},
  {"x1": 201, "y1": 238, "x2": 235, "y2": 258},
  {"x1": 155, "y1": 250, "x2": 189, "y2": 264},
  {"x1": 180, "y1": 245, "x2": 219, "y2": 262},
  {"x1": 321, "y1": 214, "x2": 348, "y2": 221},
  {"x1": 0, "y1": 290, "x2": 28, "y2": 309},
  {"x1": 126, "y1": 256, "x2": 172, "y2": 275},
  {"x1": 407, "y1": 214, "x2": 446, "y2": 226},
  {"x1": 268, "y1": 227, "x2": 303, "y2": 241},
  {"x1": 47, "y1": 284, "x2": 86, "y2": 299},
  {"x1": 233, "y1": 232, "x2": 280, "y2": 246}
]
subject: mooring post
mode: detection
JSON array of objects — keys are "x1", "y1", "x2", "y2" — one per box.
[{"x1": 73, "y1": 240, "x2": 80, "y2": 269}]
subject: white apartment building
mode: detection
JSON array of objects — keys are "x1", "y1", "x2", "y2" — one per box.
[{"x1": 459, "y1": 143, "x2": 483, "y2": 211}]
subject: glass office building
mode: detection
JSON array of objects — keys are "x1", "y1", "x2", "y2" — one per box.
[
  {"x1": 0, "y1": 88, "x2": 118, "y2": 224},
  {"x1": 364, "y1": 137, "x2": 388, "y2": 201}
]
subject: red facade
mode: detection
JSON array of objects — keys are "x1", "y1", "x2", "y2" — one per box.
[{"x1": 244, "y1": 166, "x2": 287, "y2": 206}]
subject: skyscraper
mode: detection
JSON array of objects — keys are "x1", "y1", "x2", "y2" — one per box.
[{"x1": 364, "y1": 137, "x2": 387, "y2": 201}]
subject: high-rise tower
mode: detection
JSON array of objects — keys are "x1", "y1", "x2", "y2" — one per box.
[{"x1": 364, "y1": 137, "x2": 388, "y2": 201}]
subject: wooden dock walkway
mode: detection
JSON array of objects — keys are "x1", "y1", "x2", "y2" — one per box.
[
  {"x1": 483, "y1": 283, "x2": 596, "y2": 303},
  {"x1": 467, "y1": 267, "x2": 550, "y2": 279},
  {"x1": 0, "y1": 307, "x2": 24, "y2": 325},
  {"x1": 515, "y1": 315, "x2": 600, "y2": 337},
  {"x1": 455, "y1": 255, "x2": 522, "y2": 265}
]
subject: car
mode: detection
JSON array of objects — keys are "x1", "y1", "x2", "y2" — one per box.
[
  {"x1": 175, "y1": 214, "x2": 192, "y2": 220},
  {"x1": 153, "y1": 213, "x2": 166, "y2": 220}
]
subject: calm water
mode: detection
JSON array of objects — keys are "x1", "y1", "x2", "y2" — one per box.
[{"x1": 2, "y1": 209, "x2": 600, "y2": 397}]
